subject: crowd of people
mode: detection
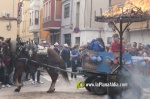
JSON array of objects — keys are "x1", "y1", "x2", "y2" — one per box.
[{"x1": 1, "y1": 33, "x2": 150, "y2": 89}]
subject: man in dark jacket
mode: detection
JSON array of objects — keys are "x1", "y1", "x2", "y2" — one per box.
[
  {"x1": 54, "y1": 42, "x2": 60, "y2": 54},
  {"x1": 61, "y1": 44, "x2": 71, "y2": 68}
]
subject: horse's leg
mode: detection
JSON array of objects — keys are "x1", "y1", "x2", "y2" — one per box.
[
  {"x1": 13, "y1": 69, "x2": 19, "y2": 86},
  {"x1": 46, "y1": 69, "x2": 58, "y2": 93},
  {"x1": 14, "y1": 61, "x2": 24, "y2": 92},
  {"x1": 14, "y1": 74, "x2": 23, "y2": 92}
]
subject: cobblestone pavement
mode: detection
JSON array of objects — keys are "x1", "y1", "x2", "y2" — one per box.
[{"x1": 0, "y1": 70, "x2": 150, "y2": 99}]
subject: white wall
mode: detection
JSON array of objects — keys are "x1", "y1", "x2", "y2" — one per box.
[
  {"x1": 61, "y1": 0, "x2": 72, "y2": 45},
  {"x1": 0, "y1": 0, "x2": 18, "y2": 52},
  {"x1": 71, "y1": 29, "x2": 100, "y2": 46},
  {"x1": 70, "y1": 0, "x2": 112, "y2": 46},
  {"x1": 130, "y1": 30, "x2": 150, "y2": 45},
  {"x1": 61, "y1": 0, "x2": 72, "y2": 27}
]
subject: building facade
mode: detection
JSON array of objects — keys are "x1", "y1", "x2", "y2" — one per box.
[
  {"x1": 43, "y1": 0, "x2": 62, "y2": 45},
  {"x1": 29, "y1": 0, "x2": 40, "y2": 43},
  {"x1": 39, "y1": 0, "x2": 50, "y2": 44},
  {"x1": 61, "y1": 0, "x2": 112, "y2": 47},
  {"x1": 0, "y1": 0, "x2": 18, "y2": 51},
  {"x1": 19, "y1": 0, "x2": 34, "y2": 41},
  {"x1": 61, "y1": 0, "x2": 73, "y2": 46}
]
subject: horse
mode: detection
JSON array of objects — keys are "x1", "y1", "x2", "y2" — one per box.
[{"x1": 13, "y1": 41, "x2": 69, "y2": 93}]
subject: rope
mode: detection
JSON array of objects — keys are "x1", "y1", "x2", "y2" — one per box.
[{"x1": 30, "y1": 60, "x2": 79, "y2": 75}]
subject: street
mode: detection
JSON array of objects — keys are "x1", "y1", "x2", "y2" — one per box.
[
  {"x1": 0, "y1": 71, "x2": 102, "y2": 99},
  {"x1": 0, "y1": 70, "x2": 150, "y2": 99}
]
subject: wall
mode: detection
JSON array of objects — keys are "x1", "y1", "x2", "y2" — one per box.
[
  {"x1": 43, "y1": 0, "x2": 62, "y2": 30},
  {"x1": 111, "y1": 0, "x2": 125, "y2": 6},
  {"x1": 61, "y1": 0, "x2": 72, "y2": 45},
  {"x1": 19, "y1": 0, "x2": 34, "y2": 41},
  {"x1": 70, "y1": 0, "x2": 112, "y2": 46},
  {"x1": 0, "y1": 0, "x2": 18, "y2": 51},
  {"x1": 130, "y1": 30, "x2": 150, "y2": 44}
]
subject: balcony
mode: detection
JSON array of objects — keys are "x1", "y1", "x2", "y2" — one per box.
[
  {"x1": 29, "y1": 25, "x2": 39, "y2": 33},
  {"x1": 30, "y1": 0, "x2": 40, "y2": 8}
]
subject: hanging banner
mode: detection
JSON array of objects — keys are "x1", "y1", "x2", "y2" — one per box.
[{"x1": 18, "y1": 2, "x2": 23, "y2": 24}]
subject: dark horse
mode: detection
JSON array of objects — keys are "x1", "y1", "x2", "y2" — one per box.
[{"x1": 12, "y1": 41, "x2": 69, "y2": 92}]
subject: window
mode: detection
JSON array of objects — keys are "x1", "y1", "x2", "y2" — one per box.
[
  {"x1": 75, "y1": 37, "x2": 80, "y2": 45},
  {"x1": 30, "y1": 13, "x2": 31, "y2": 25},
  {"x1": 76, "y1": 2, "x2": 80, "y2": 27},
  {"x1": 46, "y1": 2, "x2": 48, "y2": 19},
  {"x1": 43, "y1": 4, "x2": 45, "y2": 19},
  {"x1": 64, "y1": 3, "x2": 70, "y2": 18},
  {"x1": 43, "y1": 0, "x2": 51, "y2": 22},
  {"x1": 48, "y1": 0, "x2": 51, "y2": 20},
  {"x1": 44, "y1": 4, "x2": 46, "y2": 19},
  {"x1": 32, "y1": 11, "x2": 34, "y2": 25},
  {"x1": 35, "y1": 10, "x2": 39, "y2": 25},
  {"x1": 64, "y1": 34, "x2": 71, "y2": 46},
  {"x1": 55, "y1": 0, "x2": 62, "y2": 19}
]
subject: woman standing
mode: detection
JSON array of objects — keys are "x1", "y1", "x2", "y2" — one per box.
[{"x1": 70, "y1": 45, "x2": 80, "y2": 80}]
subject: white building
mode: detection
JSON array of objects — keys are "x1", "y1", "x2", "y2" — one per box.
[
  {"x1": 61, "y1": 0, "x2": 113, "y2": 47},
  {"x1": 61, "y1": 0, "x2": 73, "y2": 46},
  {"x1": 29, "y1": 0, "x2": 40, "y2": 43}
]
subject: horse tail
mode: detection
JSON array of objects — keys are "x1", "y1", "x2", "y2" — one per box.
[{"x1": 60, "y1": 59, "x2": 70, "y2": 83}]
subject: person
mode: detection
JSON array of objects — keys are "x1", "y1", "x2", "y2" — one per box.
[
  {"x1": 147, "y1": 49, "x2": 150, "y2": 57},
  {"x1": 70, "y1": 44, "x2": 80, "y2": 80},
  {"x1": 110, "y1": 34, "x2": 125, "y2": 53},
  {"x1": 0, "y1": 51, "x2": 11, "y2": 87},
  {"x1": 16, "y1": 35, "x2": 22, "y2": 44},
  {"x1": 129, "y1": 47, "x2": 137, "y2": 56},
  {"x1": 137, "y1": 43, "x2": 142, "y2": 52},
  {"x1": 132, "y1": 42, "x2": 138, "y2": 56},
  {"x1": 87, "y1": 38, "x2": 105, "y2": 52},
  {"x1": 54, "y1": 42, "x2": 60, "y2": 54},
  {"x1": 61, "y1": 44, "x2": 71, "y2": 68},
  {"x1": 142, "y1": 48, "x2": 148, "y2": 57},
  {"x1": 126, "y1": 42, "x2": 131, "y2": 50},
  {"x1": 31, "y1": 41, "x2": 44, "y2": 84}
]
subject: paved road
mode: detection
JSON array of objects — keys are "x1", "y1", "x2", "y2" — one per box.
[{"x1": 0, "y1": 70, "x2": 150, "y2": 99}]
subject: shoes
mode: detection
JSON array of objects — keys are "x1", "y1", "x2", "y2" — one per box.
[
  {"x1": 6, "y1": 84, "x2": 11, "y2": 88},
  {"x1": 31, "y1": 81, "x2": 36, "y2": 84},
  {"x1": 23, "y1": 82, "x2": 26, "y2": 86},
  {"x1": 2, "y1": 85, "x2": 5, "y2": 88},
  {"x1": 37, "y1": 81, "x2": 44, "y2": 84},
  {"x1": 29, "y1": 79, "x2": 33, "y2": 81},
  {"x1": 70, "y1": 78, "x2": 73, "y2": 81}
]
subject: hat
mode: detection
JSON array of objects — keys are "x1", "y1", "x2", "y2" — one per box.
[
  {"x1": 64, "y1": 44, "x2": 68, "y2": 47},
  {"x1": 54, "y1": 42, "x2": 59, "y2": 46},
  {"x1": 43, "y1": 40, "x2": 46, "y2": 43}
]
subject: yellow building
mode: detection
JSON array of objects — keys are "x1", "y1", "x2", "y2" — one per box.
[
  {"x1": 0, "y1": 0, "x2": 19, "y2": 51},
  {"x1": 19, "y1": 0, "x2": 34, "y2": 41}
]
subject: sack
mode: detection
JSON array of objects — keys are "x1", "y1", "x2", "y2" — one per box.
[{"x1": 87, "y1": 39, "x2": 96, "y2": 50}]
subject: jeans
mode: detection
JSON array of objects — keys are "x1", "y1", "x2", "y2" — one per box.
[
  {"x1": 0, "y1": 67, "x2": 10, "y2": 85},
  {"x1": 31, "y1": 70, "x2": 41, "y2": 82},
  {"x1": 71, "y1": 60, "x2": 78, "y2": 78}
]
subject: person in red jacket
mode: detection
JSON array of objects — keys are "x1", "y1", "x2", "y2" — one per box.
[{"x1": 110, "y1": 34, "x2": 125, "y2": 53}]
